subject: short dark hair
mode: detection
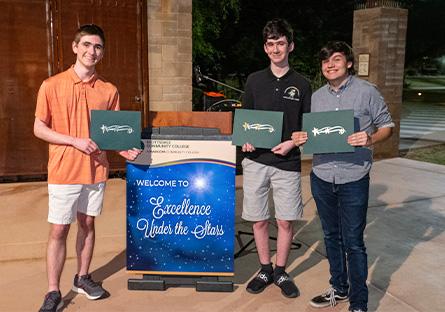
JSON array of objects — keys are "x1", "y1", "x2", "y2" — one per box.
[
  {"x1": 263, "y1": 18, "x2": 293, "y2": 44},
  {"x1": 319, "y1": 41, "x2": 356, "y2": 75},
  {"x1": 74, "y1": 24, "x2": 105, "y2": 46}
]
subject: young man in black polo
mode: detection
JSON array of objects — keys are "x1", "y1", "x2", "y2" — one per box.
[{"x1": 241, "y1": 18, "x2": 311, "y2": 298}]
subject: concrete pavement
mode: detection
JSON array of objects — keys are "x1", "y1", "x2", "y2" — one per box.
[{"x1": 0, "y1": 157, "x2": 444, "y2": 311}]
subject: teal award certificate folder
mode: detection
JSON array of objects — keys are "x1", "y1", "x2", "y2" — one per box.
[
  {"x1": 302, "y1": 110, "x2": 354, "y2": 154},
  {"x1": 232, "y1": 109, "x2": 283, "y2": 149},
  {"x1": 90, "y1": 110, "x2": 141, "y2": 150}
]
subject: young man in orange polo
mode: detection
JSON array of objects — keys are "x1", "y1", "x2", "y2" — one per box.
[{"x1": 34, "y1": 24, "x2": 141, "y2": 312}]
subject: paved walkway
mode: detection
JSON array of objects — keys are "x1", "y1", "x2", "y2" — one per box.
[
  {"x1": 1, "y1": 158, "x2": 444, "y2": 311},
  {"x1": 399, "y1": 102, "x2": 445, "y2": 151}
]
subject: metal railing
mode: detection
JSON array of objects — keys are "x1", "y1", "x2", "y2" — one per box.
[{"x1": 355, "y1": 0, "x2": 405, "y2": 10}]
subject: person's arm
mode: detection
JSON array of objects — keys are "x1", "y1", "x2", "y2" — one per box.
[
  {"x1": 275, "y1": 79, "x2": 312, "y2": 154},
  {"x1": 291, "y1": 131, "x2": 308, "y2": 146},
  {"x1": 347, "y1": 127, "x2": 393, "y2": 147},
  {"x1": 271, "y1": 140, "x2": 295, "y2": 156},
  {"x1": 118, "y1": 148, "x2": 142, "y2": 161},
  {"x1": 348, "y1": 85, "x2": 394, "y2": 147},
  {"x1": 33, "y1": 117, "x2": 99, "y2": 155}
]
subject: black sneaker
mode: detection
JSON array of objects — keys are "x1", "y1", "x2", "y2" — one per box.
[
  {"x1": 72, "y1": 274, "x2": 106, "y2": 300},
  {"x1": 273, "y1": 272, "x2": 299, "y2": 298},
  {"x1": 39, "y1": 291, "x2": 63, "y2": 312},
  {"x1": 310, "y1": 287, "x2": 348, "y2": 308},
  {"x1": 246, "y1": 270, "x2": 273, "y2": 294}
]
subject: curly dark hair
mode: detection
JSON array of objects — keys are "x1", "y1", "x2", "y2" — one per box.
[{"x1": 319, "y1": 41, "x2": 356, "y2": 75}]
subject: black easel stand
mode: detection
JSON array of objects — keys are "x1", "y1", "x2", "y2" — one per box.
[
  {"x1": 234, "y1": 230, "x2": 301, "y2": 259},
  {"x1": 128, "y1": 275, "x2": 234, "y2": 292}
]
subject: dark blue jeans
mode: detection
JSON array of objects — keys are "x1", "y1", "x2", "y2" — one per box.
[{"x1": 311, "y1": 172, "x2": 369, "y2": 311}]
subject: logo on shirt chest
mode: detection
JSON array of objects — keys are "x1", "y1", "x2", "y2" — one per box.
[{"x1": 283, "y1": 86, "x2": 300, "y2": 101}]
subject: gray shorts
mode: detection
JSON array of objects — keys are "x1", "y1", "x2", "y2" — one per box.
[
  {"x1": 241, "y1": 158, "x2": 303, "y2": 222},
  {"x1": 48, "y1": 182, "x2": 106, "y2": 224}
]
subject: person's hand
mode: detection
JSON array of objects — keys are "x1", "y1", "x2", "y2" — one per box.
[
  {"x1": 242, "y1": 142, "x2": 255, "y2": 152},
  {"x1": 271, "y1": 140, "x2": 295, "y2": 156},
  {"x1": 119, "y1": 148, "x2": 143, "y2": 161},
  {"x1": 291, "y1": 131, "x2": 308, "y2": 146},
  {"x1": 72, "y1": 138, "x2": 100, "y2": 155},
  {"x1": 348, "y1": 131, "x2": 371, "y2": 147}
]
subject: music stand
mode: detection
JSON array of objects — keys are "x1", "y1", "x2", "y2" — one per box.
[{"x1": 234, "y1": 222, "x2": 302, "y2": 259}]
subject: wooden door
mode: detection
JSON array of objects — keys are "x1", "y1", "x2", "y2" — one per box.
[
  {"x1": 0, "y1": 0, "x2": 51, "y2": 176},
  {"x1": 52, "y1": 0, "x2": 148, "y2": 170},
  {"x1": 0, "y1": 0, "x2": 147, "y2": 177}
]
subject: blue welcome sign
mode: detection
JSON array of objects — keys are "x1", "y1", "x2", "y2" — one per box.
[{"x1": 126, "y1": 139, "x2": 236, "y2": 275}]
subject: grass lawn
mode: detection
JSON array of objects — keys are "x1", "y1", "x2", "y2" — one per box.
[
  {"x1": 405, "y1": 76, "x2": 445, "y2": 88},
  {"x1": 401, "y1": 144, "x2": 445, "y2": 166}
]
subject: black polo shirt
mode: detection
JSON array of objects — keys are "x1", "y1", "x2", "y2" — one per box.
[{"x1": 242, "y1": 67, "x2": 311, "y2": 171}]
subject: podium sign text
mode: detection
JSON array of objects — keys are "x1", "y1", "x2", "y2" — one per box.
[{"x1": 126, "y1": 139, "x2": 236, "y2": 276}]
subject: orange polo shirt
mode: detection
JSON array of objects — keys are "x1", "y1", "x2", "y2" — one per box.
[{"x1": 35, "y1": 66, "x2": 120, "y2": 184}]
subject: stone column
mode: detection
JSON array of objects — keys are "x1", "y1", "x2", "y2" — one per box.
[
  {"x1": 147, "y1": 0, "x2": 192, "y2": 111},
  {"x1": 352, "y1": 6, "x2": 408, "y2": 158}
]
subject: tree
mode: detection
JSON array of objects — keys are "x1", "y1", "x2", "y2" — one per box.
[
  {"x1": 404, "y1": 0, "x2": 445, "y2": 71},
  {"x1": 193, "y1": 0, "x2": 356, "y2": 90},
  {"x1": 192, "y1": 0, "x2": 240, "y2": 73},
  {"x1": 193, "y1": 0, "x2": 445, "y2": 93}
]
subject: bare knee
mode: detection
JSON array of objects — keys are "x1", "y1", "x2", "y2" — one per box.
[
  {"x1": 253, "y1": 220, "x2": 269, "y2": 231},
  {"x1": 49, "y1": 224, "x2": 70, "y2": 241},
  {"x1": 77, "y1": 213, "x2": 95, "y2": 232},
  {"x1": 276, "y1": 219, "x2": 293, "y2": 232}
]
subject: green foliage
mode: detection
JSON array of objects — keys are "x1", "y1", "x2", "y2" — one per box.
[
  {"x1": 193, "y1": 0, "x2": 355, "y2": 91},
  {"x1": 192, "y1": 0, "x2": 240, "y2": 72},
  {"x1": 192, "y1": 0, "x2": 445, "y2": 95},
  {"x1": 405, "y1": 0, "x2": 445, "y2": 66}
]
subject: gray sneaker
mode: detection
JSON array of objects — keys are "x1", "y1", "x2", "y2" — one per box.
[
  {"x1": 39, "y1": 291, "x2": 63, "y2": 312},
  {"x1": 72, "y1": 274, "x2": 106, "y2": 300}
]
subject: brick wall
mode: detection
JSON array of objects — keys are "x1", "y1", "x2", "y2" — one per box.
[
  {"x1": 353, "y1": 7, "x2": 408, "y2": 158},
  {"x1": 147, "y1": 0, "x2": 192, "y2": 111}
]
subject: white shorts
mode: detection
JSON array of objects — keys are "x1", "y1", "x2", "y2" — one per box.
[
  {"x1": 242, "y1": 158, "x2": 303, "y2": 222},
  {"x1": 48, "y1": 182, "x2": 106, "y2": 224}
]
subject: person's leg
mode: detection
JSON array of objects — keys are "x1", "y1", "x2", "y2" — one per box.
[
  {"x1": 309, "y1": 172, "x2": 349, "y2": 308},
  {"x1": 338, "y1": 175, "x2": 369, "y2": 311},
  {"x1": 275, "y1": 219, "x2": 293, "y2": 266},
  {"x1": 76, "y1": 212, "x2": 95, "y2": 276},
  {"x1": 242, "y1": 158, "x2": 272, "y2": 265},
  {"x1": 241, "y1": 159, "x2": 274, "y2": 294},
  {"x1": 270, "y1": 168, "x2": 302, "y2": 298},
  {"x1": 40, "y1": 184, "x2": 81, "y2": 311},
  {"x1": 71, "y1": 182, "x2": 107, "y2": 300},
  {"x1": 310, "y1": 172, "x2": 348, "y2": 293},
  {"x1": 252, "y1": 220, "x2": 271, "y2": 265},
  {"x1": 245, "y1": 221, "x2": 274, "y2": 294},
  {"x1": 271, "y1": 168, "x2": 303, "y2": 266},
  {"x1": 47, "y1": 224, "x2": 70, "y2": 292},
  {"x1": 273, "y1": 219, "x2": 299, "y2": 298},
  {"x1": 46, "y1": 184, "x2": 82, "y2": 292},
  {"x1": 75, "y1": 182, "x2": 105, "y2": 275}
]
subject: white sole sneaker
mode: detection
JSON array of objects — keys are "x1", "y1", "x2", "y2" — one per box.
[{"x1": 71, "y1": 286, "x2": 103, "y2": 300}]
